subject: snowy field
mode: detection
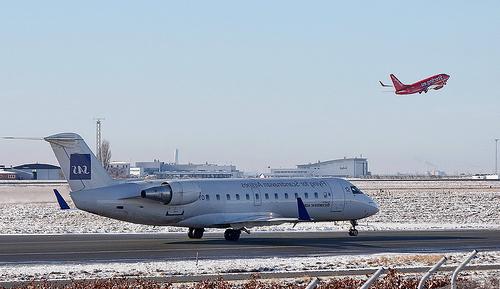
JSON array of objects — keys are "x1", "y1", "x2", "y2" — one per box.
[
  {"x1": 0, "y1": 180, "x2": 499, "y2": 234},
  {"x1": 0, "y1": 251, "x2": 498, "y2": 282},
  {"x1": 0, "y1": 180, "x2": 499, "y2": 283}
]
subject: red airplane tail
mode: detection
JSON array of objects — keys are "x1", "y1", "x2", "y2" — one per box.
[{"x1": 390, "y1": 74, "x2": 406, "y2": 91}]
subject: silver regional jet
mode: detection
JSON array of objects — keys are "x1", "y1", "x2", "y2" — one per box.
[{"x1": 45, "y1": 133, "x2": 379, "y2": 241}]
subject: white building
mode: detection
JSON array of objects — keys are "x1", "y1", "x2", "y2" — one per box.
[
  {"x1": 129, "y1": 167, "x2": 144, "y2": 178},
  {"x1": 135, "y1": 160, "x2": 162, "y2": 175},
  {"x1": 134, "y1": 161, "x2": 243, "y2": 179},
  {"x1": 108, "y1": 162, "x2": 131, "y2": 179},
  {"x1": 269, "y1": 157, "x2": 369, "y2": 178},
  {"x1": 0, "y1": 169, "x2": 17, "y2": 180}
]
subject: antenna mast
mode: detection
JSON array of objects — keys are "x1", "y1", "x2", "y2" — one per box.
[{"x1": 94, "y1": 117, "x2": 105, "y2": 162}]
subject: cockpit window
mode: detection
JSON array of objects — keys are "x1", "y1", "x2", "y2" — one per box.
[{"x1": 351, "y1": 186, "x2": 363, "y2": 194}]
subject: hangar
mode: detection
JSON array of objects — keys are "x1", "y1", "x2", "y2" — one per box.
[
  {"x1": 12, "y1": 163, "x2": 64, "y2": 180},
  {"x1": 269, "y1": 157, "x2": 369, "y2": 178}
]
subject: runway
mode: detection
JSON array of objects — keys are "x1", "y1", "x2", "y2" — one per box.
[{"x1": 0, "y1": 230, "x2": 498, "y2": 264}]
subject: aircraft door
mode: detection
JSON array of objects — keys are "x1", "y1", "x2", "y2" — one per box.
[
  {"x1": 251, "y1": 186, "x2": 262, "y2": 206},
  {"x1": 327, "y1": 181, "x2": 345, "y2": 212}
]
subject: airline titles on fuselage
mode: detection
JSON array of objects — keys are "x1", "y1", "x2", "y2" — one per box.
[
  {"x1": 420, "y1": 75, "x2": 445, "y2": 87},
  {"x1": 241, "y1": 180, "x2": 328, "y2": 189}
]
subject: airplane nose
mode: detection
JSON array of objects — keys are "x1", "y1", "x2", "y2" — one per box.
[{"x1": 367, "y1": 201, "x2": 379, "y2": 216}]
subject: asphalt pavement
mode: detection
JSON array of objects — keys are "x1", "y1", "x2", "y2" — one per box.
[{"x1": 0, "y1": 230, "x2": 498, "y2": 264}]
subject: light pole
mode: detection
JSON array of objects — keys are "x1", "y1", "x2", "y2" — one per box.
[{"x1": 495, "y1": 138, "x2": 499, "y2": 176}]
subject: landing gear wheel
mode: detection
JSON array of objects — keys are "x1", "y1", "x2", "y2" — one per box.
[
  {"x1": 188, "y1": 228, "x2": 204, "y2": 239},
  {"x1": 224, "y1": 229, "x2": 241, "y2": 241},
  {"x1": 348, "y1": 220, "x2": 359, "y2": 237}
]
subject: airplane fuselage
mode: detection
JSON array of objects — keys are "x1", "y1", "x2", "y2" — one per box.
[
  {"x1": 45, "y1": 132, "x2": 378, "y2": 240},
  {"x1": 71, "y1": 178, "x2": 378, "y2": 228},
  {"x1": 395, "y1": 73, "x2": 450, "y2": 95}
]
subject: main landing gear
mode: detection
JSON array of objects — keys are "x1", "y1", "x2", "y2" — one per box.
[
  {"x1": 348, "y1": 220, "x2": 359, "y2": 236},
  {"x1": 224, "y1": 229, "x2": 241, "y2": 241},
  {"x1": 188, "y1": 228, "x2": 204, "y2": 239}
]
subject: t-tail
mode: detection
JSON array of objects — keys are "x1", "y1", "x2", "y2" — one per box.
[
  {"x1": 390, "y1": 74, "x2": 406, "y2": 91},
  {"x1": 44, "y1": 133, "x2": 115, "y2": 192}
]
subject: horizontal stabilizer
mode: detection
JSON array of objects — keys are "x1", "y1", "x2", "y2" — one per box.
[
  {"x1": 379, "y1": 81, "x2": 392, "y2": 88},
  {"x1": 297, "y1": 198, "x2": 311, "y2": 221},
  {"x1": 53, "y1": 189, "x2": 70, "y2": 210}
]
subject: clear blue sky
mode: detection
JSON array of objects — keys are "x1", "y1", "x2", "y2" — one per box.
[{"x1": 1, "y1": 1, "x2": 499, "y2": 174}]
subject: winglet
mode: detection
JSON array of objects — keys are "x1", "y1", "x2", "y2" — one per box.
[
  {"x1": 297, "y1": 198, "x2": 311, "y2": 221},
  {"x1": 53, "y1": 189, "x2": 70, "y2": 210}
]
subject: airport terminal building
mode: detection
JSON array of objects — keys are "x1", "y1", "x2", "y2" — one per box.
[
  {"x1": 111, "y1": 160, "x2": 243, "y2": 179},
  {"x1": 269, "y1": 157, "x2": 369, "y2": 178}
]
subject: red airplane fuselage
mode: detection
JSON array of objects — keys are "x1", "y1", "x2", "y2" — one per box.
[{"x1": 390, "y1": 73, "x2": 450, "y2": 95}]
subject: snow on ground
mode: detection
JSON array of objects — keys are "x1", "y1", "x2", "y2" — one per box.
[
  {"x1": 0, "y1": 180, "x2": 499, "y2": 283},
  {"x1": 0, "y1": 180, "x2": 499, "y2": 234},
  {"x1": 0, "y1": 251, "x2": 498, "y2": 282},
  {"x1": 0, "y1": 183, "x2": 68, "y2": 204}
]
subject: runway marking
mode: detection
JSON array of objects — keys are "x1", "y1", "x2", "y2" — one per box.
[
  {"x1": 0, "y1": 239, "x2": 193, "y2": 246},
  {"x1": 0, "y1": 236, "x2": 306, "y2": 245},
  {"x1": 0, "y1": 245, "x2": 307, "y2": 257}
]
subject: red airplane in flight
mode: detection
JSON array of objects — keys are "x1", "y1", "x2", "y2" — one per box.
[{"x1": 380, "y1": 73, "x2": 450, "y2": 95}]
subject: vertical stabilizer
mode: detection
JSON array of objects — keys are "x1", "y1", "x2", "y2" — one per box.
[
  {"x1": 390, "y1": 74, "x2": 406, "y2": 91},
  {"x1": 44, "y1": 133, "x2": 115, "y2": 191}
]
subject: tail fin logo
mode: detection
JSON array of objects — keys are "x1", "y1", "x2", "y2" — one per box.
[{"x1": 70, "y1": 154, "x2": 91, "y2": 180}]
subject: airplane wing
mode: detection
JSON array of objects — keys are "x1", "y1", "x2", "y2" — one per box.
[
  {"x1": 178, "y1": 198, "x2": 312, "y2": 229},
  {"x1": 179, "y1": 213, "x2": 300, "y2": 229}
]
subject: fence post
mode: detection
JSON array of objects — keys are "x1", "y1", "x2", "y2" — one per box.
[
  {"x1": 360, "y1": 267, "x2": 386, "y2": 289},
  {"x1": 305, "y1": 277, "x2": 319, "y2": 289},
  {"x1": 451, "y1": 250, "x2": 478, "y2": 289},
  {"x1": 417, "y1": 256, "x2": 447, "y2": 289}
]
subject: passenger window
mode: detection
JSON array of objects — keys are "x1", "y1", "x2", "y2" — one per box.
[
  {"x1": 255, "y1": 193, "x2": 259, "y2": 200},
  {"x1": 294, "y1": 193, "x2": 298, "y2": 199},
  {"x1": 274, "y1": 193, "x2": 278, "y2": 199},
  {"x1": 314, "y1": 192, "x2": 318, "y2": 199},
  {"x1": 246, "y1": 194, "x2": 250, "y2": 200},
  {"x1": 206, "y1": 194, "x2": 210, "y2": 201},
  {"x1": 226, "y1": 194, "x2": 231, "y2": 200},
  {"x1": 236, "y1": 194, "x2": 240, "y2": 200},
  {"x1": 216, "y1": 194, "x2": 220, "y2": 201},
  {"x1": 265, "y1": 193, "x2": 269, "y2": 199},
  {"x1": 305, "y1": 193, "x2": 309, "y2": 199},
  {"x1": 285, "y1": 193, "x2": 289, "y2": 199}
]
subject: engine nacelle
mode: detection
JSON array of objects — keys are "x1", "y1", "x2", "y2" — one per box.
[
  {"x1": 140, "y1": 185, "x2": 172, "y2": 204},
  {"x1": 140, "y1": 181, "x2": 200, "y2": 206},
  {"x1": 168, "y1": 181, "x2": 200, "y2": 206}
]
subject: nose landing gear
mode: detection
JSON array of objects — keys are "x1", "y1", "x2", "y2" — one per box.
[
  {"x1": 188, "y1": 228, "x2": 204, "y2": 239},
  {"x1": 348, "y1": 220, "x2": 358, "y2": 236}
]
